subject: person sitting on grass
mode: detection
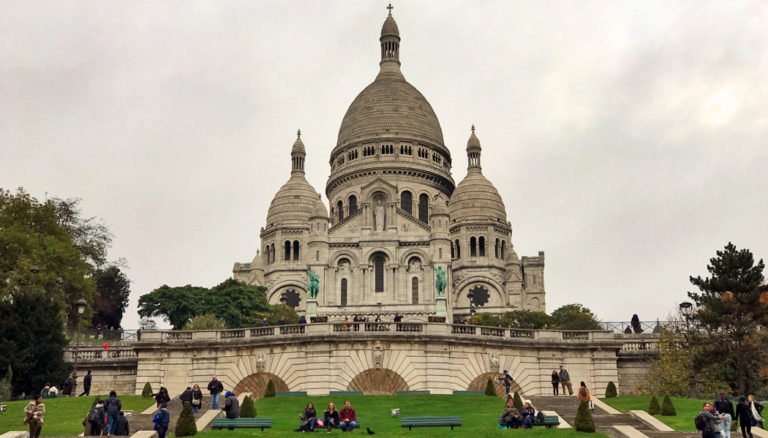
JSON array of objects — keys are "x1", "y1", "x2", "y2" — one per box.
[
  {"x1": 521, "y1": 400, "x2": 537, "y2": 428},
  {"x1": 300, "y1": 402, "x2": 318, "y2": 432},
  {"x1": 500, "y1": 397, "x2": 521, "y2": 429},
  {"x1": 339, "y1": 400, "x2": 358, "y2": 431},
  {"x1": 324, "y1": 402, "x2": 340, "y2": 432}
]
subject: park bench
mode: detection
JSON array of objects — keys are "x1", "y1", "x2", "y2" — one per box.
[
  {"x1": 276, "y1": 391, "x2": 307, "y2": 396},
  {"x1": 211, "y1": 417, "x2": 272, "y2": 431},
  {"x1": 329, "y1": 391, "x2": 363, "y2": 396},
  {"x1": 497, "y1": 415, "x2": 560, "y2": 428},
  {"x1": 451, "y1": 390, "x2": 484, "y2": 395},
  {"x1": 396, "y1": 390, "x2": 430, "y2": 395},
  {"x1": 401, "y1": 416, "x2": 461, "y2": 430}
]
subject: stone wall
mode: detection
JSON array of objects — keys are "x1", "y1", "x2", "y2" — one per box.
[{"x1": 617, "y1": 353, "x2": 656, "y2": 395}]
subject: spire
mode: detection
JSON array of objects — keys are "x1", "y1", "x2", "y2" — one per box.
[
  {"x1": 379, "y1": 4, "x2": 401, "y2": 74},
  {"x1": 466, "y1": 125, "x2": 482, "y2": 172},
  {"x1": 291, "y1": 129, "x2": 306, "y2": 175}
]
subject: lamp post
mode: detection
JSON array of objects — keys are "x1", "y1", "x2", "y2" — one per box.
[
  {"x1": 679, "y1": 301, "x2": 697, "y2": 398},
  {"x1": 71, "y1": 298, "x2": 88, "y2": 397}
]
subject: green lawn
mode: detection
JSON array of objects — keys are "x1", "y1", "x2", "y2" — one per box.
[
  {"x1": 601, "y1": 396, "x2": 710, "y2": 431},
  {"x1": 188, "y1": 395, "x2": 609, "y2": 438},
  {"x1": 0, "y1": 395, "x2": 155, "y2": 436}
]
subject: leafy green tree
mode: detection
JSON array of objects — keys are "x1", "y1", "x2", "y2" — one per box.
[
  {"x1": 138, "y1": 285, "x2": 208, "y2": 329},
  {"x1": 550, "y1": 304, "x2": 602, "y2": 330},
  {"x1": 142, "y1": 382, "x2": 153, "y2": 398},
  {"x1": 248, "y1": 304, "x2": 299, "y2": 326},
  {"x1": 687, "y1": 243, "x2": 768, "y2": 395},
  {"x1": 207, "y1": 279, "x2": 269, "y2": 328},
  {"x1": 240, "y1": 395, "x2": 256, "y2": 417},
  {"x1": 642, "y1": 327, "x2": 688, "y2": 397},
  {"x1": 92, "y1": 265, "x2": 130, "y2": 329},
  {"x1": 661, "y1": 396, "x2": 676, "y2": 416},
  {"x1": 648, "y1": 396, "x2": 661, "y2": 415},
  {"x1": 605, "y1": 381, "x2": 617, "y2": 398},
  {"x1": 174, "y1": 402, "x2": 197, "y2": 436},
  {"x1": 574, "y1": 400, "x2": 596, "y2": 432},
  {"x1": 498, "y1": 310, "x2": 552, "y2": 329},
  {"x1": 264, "y1": 380, "x2": 276, "y2": 398},
  {"x1": 183, "y1": 314, "x2": 227, "y2": 330},
  {"x1": 484, "y1": 379, "x2": 496, "y2": 396}
]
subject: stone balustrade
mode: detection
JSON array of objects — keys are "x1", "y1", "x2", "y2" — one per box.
[{"x1": 64, "y1": 347, "x2": 138, "y2": 362}]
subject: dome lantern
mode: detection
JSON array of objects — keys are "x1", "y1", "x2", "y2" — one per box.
[
  {"x1": 380, "y1": 4, "x2": 401, "y2": 72},
  {"x1": 466, "y1": 125, "x2": 482, "y2": 172},
  {"x1": 291, "y1": 129, "x2": 306, "y2": 175}
]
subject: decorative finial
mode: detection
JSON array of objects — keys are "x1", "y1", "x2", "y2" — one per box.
[
  {"x1": 471, "y1": 124, "x2": 475, "y2": 134},
  {"x1": 387, "y1": 3, "x2": 393, "y2": 16},
  {"x1": 297, "y1": 129, "x2": 301, "y2": 138}
]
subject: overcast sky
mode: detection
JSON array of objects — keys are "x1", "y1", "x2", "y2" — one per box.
[{"x1": 2, "y1": 1, "x2": 766, "y2": 329}]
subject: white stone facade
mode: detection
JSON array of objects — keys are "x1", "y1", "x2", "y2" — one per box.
[{"x1": 233, "y1": 9, "x2": 546, "y2": 320}]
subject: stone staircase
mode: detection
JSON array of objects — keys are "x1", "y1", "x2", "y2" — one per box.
[
  {"x1": 528, "y1": 396, "x2": 700, "y2": 438},
  {"x1": 128, "y1": 394, "x2": 221, "y2": 435}
]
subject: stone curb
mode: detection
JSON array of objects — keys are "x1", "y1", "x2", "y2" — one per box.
[
  {"x1": 628, "y1": 410, "x2": 674, "y2": 432},
  {"x1": 593, "y1": 398, "x2": 622, "y2": 415},
  {"x1": 613, "y1": 425, "x2": 651, "y2": 438}
]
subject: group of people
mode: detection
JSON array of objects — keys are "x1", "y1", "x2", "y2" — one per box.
[
  {"x1": 20, "y1": 369, "x2": 94, "y2": 401},
  {"x1": 299, "y1": 400, "x2": 358, "y2": 432},
  {"x1": 260, "y1": 315, "x2": 309, "y2": 326},
  {"x1": 500, "y1": 398, "x2": 544, "y2": 429},
  {"x1": 85, "y1": 391, "x2": 129, "y2": 437},
  {"x1": 697, "y1": 394, "x2": 764, "y2": 438},
  {"x1": 550, "y1": 366, "x2": 573, "y2": 396}
]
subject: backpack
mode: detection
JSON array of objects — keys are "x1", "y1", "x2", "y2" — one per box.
[
  {"x1": 694, "y1": 412, "x2": 707, "y2": 431},
  {"x1": 87, "y1": 408, "x2": 100, "y2": 423},
  {"x1": 581, "y1": 388, "x2": 587, "y2": 397}
]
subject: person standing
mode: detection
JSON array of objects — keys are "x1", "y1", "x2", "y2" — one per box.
[
  {"x1": 179, "y1": 387, "x2": 193, "y2": 405},
  {"x1": 24, "y1": 395, "x2": 46, "y2": 438},
  {"x1": 104, "y1": 390, "x2": 122, "y2": 436},
  {"x1": 577, "y1": 381, "x2": 593, "y2": 410},
  {"x1": 748, "y1": 395, "x2": 763, "y2": 429},
  {"x1": 80, "y1": 370, "x2": 92, "y2": 396},
  {"x1": 208, "y1": 376, "x2": 224, "y2": 410},
  {"x1": 551, "y1": 370, "x2": 560, "y2": 396},
  {"x1": 86, "y1": 399, "x2": 106, "y2": 436},
  {"x1": 559, "y1": 365, "x2": 573, "y2": 396},
  {"x1": 502, "y1": 370, "x2": 512, "y2": 395},
  {"x1": 191, "y1": 384, "x2": 203, "y2": 414},
  {"x1": 735, "y1": 397, "x2": 754, "y2": 438},
  {"x1": 339, "y1": 400, "x2": 357, "y2": 431},
  {"x1": 223, "y1": 391, "x2": 239, "y2": 419},
  {"x1": 153, "y1": 403, "x2": 170, "y2": 438},
  {"x1": 698, "y1": 402, "x2": 724, "y2": 438}
]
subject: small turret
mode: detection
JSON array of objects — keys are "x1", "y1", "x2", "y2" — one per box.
[{"x1": 291, "y1": 129, "x2": 305, "y2": 175}]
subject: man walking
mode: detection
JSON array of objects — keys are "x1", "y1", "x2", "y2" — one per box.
[
  {"x1": 748, "y1": 395, "x2": 763, "y2": 429},
  {"x1": 104, "y1": 390, "x2": 122, "y2": 436},
  {"x1": 207, "y1": 376, "x2": 224, "y2": 410},
  {"x1": 558, "y1": 365, "x2": 573, "y2": 396},
  {"x1": 80, "y1": 370, "x2": 92, "y2": 396},
  {"x1": 23, "y1": 395, "x2": 45, "y2": 438}
]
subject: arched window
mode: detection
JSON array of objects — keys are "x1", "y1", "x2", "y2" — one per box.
[
  {"x1": 270, "y1": 243, "x2": 275, "y2": 264},
  {"x1": 341, "y1": 279, "x2": 348, "y2": 306},
  {"x1": 284, "y1": 241, "x2": 291, "y2": 261},
  {"x1": 501, "y1": 241, "x2": 506, "y2": 259},
  {"x1": 337, "y1": 200, "x2": 344, "y2": 222},
  {"x1": 495, "y1": 239, "x2": 500, "y2": 258},
  {"x1": 293, "y1": 240, "x2": 300, "y2": 261},
  {"x1": 455, "y1": 239, "x2": 461, "y2": 259},
  {"x1": 532, "y1": 275, "x2": 537, "y2": 284},
  {"x1": 451, "y1": 242, "x2": 455, "y2": 259},
  {"x1": 479, "y1": 236, "x2": 485, "y2": 257},
  {"x1": 349, "y1": 195, "x2": 358, "y2": 215},
  {"x1": 412, "y1": 277, "x2": 419, "y2": 304},
  {"x1": 470, "y1": 237, "x2": 477, "y2": 257},
  {"x1": 400, "y1": 191, "x2": 412, "y2": 214},
  {"x1": 373, "y1": 254, "x2": 385, "y2": 293},
  {"x1": 418, "y1": 194, "x2": 429, "y2": 223}
]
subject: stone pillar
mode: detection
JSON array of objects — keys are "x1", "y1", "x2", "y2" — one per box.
[
  {"x1": 435, "y1": 296, "x2": 447, "y2": 316},
  {"x1": 306, "y1": 299, "x2": 318, "y2": 318}
]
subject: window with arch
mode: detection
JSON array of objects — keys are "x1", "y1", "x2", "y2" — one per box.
[
  {"x1": 495, "y1": 238, "x2": 500, "y2": 258},
  {"x1": 532, "y1": 275, "x2": 537, "y2": 284},
  {"x1": 451, "y1": 242, "x2": 455, "y2": 259},
  {"x1": 400, "y1": 191, "x2": 412, "y2": 214},
  {"x1": 470, "y1": 237, "x2": 477, "y2": 257},
  {"x1": 284, "y1": 240, "x2": 291, "y2": 261},
  {"x1": 373, "y1": 253, "x2": 386, "y2": 293},
  {"x1": 337, "y1": 200, "x2": 344, "y2": 222},
  {"x1": 411, "y1": 277, "x2": 419, "y2": 304},
  {"x1": 293, "y1": 240, "x2": 300, "y2": 261},
  {"x1": 341, "y1": 278, "x2": 348, "y2": 306},
  {"x1": 455, "y1": 239, "x2": 461, "y2": 259},
  {"x1": 501, "y1": 241, "x2": 506, "y2": 259},
  {"x1": 270, "y1": 243, "x2": 275, "y2": 264},
  {"x1": 478, "y1": 236, "x2": 485, "y2": 257},
  {"x1": 348, "y1": 195, "x2": 358, "y2": 215},
  {"x1": 418, "y1": 194, "x2": 429, "y2": 223}
]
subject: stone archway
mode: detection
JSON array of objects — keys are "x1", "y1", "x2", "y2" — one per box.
[
  {"x1": 234, "y1": 372, "x2": 289, "y2": 400},
  {"x1": 469, "y1": 372, "x2": 522, "y2": 397},
  {"x1": 347, "y1": 369, "x2": 408, "y2": 394}
]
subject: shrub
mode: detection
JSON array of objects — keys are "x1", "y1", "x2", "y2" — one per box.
[
  {"x1": 485, "y1": 379, "x2": 496, "y2": 396},
  {"x1": 648, "y1": 396, "x2": 661, "y2": 415},
  {"x1": 264, "y1": 379, "x2": 276, "y2": 398},
  {"x1": 175, "y1": 403, "x2": 197, "y2": 436},
  {"x1": 574, "y1": 400, "x2": 596, "y2": 432},
  {"x1": 605, "y1": 381, "x2": 617, "y2": 398},
  {"x1": 661, "y1": 395, "x2": 676, "y2": 416},
  {"x1": 141, "y1": 382, "x2": 153, "y2": 398},
  {"x1": 240, "y1": 395, "x2": 256, "y2": 417},
  {"x1": 513, "y1": 391, "x2": 523, "y2": 411}
]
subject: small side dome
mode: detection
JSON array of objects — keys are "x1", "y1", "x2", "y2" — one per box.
[
  {"x1": 311, "y1": 194, "x2": 329, "y2": 219},
  {"x1": 448, "y1": 172, "x2": 507, "y2": 224},
  {"x1": 431, "y1": 194, "x2": 449, "y2": 216},
  {"x1": 265, "y1": 177, "x2": 321, "y2": 227}
]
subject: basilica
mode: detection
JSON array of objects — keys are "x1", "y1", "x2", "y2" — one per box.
[{"x1": 233, "y1": 8, "x2": 546, "y2": 320}]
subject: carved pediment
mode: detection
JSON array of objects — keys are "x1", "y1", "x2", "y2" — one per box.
[
  {"x1": 328, "y1": 209, "x2": 364, "y2": 235},
  {"x1": 360, "y1": 177, "x2": 398, "y2": 201}
]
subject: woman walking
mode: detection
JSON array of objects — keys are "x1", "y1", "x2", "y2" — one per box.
[{"x1": 577, "y1": 381, "x2": 593, "y2": 410}]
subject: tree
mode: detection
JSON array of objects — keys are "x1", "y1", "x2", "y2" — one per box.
[
  {"x1": 184, "y1": 314, "x2": 226, "y2": 330},
  {"x1": 661, "y1": 396, "x2": 676, "y2": 416},
  {"x1": 240, "y1": 395, "x2": 257, "y2": 417},
  {"x1": 138, "y1": 285, "x2": 208, "y2": 329},
  {"x1": 642, "y1": 327, "x2": 688, "y2": 397},
  {"x1": 49, "y1": 197, "x2": 112, "y2": 271},
  {"x1": 174, "y1": 402, "x2": 197, "y2": 436},
  {"x1": 485, "y1": 379, "x2": 496, "y2": 396},
  {"x1": 687, "y1": 243, "x2": 768, "y2": 395},
  {"x1": 498, "y1": 310, "x2": 552, "y2": 329},
  {"x1": 264, "y1": 380, "x2": 276, "y2": 398},
  {"x1": 648, "y1": 396, "x2": 661, "y2": 415},
  {"x1": 142, "y1": 382, "x2": 153, "y2": 398},
  {"x1": 574, "y1": 400, "x2": 596, "y2": 432},
  {"x1": 605, "y1": 381, "x2": 617, "y2": 398},
  {"x1": 550, "y1": 304, "x2": 602, "y2": 330},
  {"x1": 248, "y1": 304, "x2": 299, "y2": 326},
  {"x1": 92, "y1": 266, "x2": 130, "y2": 329},
  {"x1": 0, "y1": 365, "x2": 12, "y2": 400}
]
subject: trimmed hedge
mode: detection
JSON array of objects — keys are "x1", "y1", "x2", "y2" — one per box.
[
  {"x1": 575, "y1": 400, "x2": 596, "y2": 432},
  {"x1": 605, "y1": 381, "x2": 617, "y2": 398},
  {"x1": 513, "y1": 391, "x2": 524, "y2": 411},
  {"x1": 485, "y1": 379, "x2": 496, "y2": 396},
  {"x1": 648, "y1": 396, "x2": 661, "y2": 415},
  {"x1": 240, "y1": 395, "x2": 256, "y2": 417},
  {"x1": 264, "y1": 380, "x2": 276, "y2": 398},
  {"x1": 661, "y1": 395, "x2": 676, "y2": 416},
  {"x1": 175, "y1": 402, "x2": 197, "y2": 436},
  {"x1": 141, "y1": 382, "x2": 153, "y2": 398}
]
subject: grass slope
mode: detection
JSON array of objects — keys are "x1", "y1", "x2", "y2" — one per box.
[
  {"x1": 0, "y1": 395, "x2": 154, "y2": 436},
  {"x1": 190, "y1": 395, "x2": 609, "y2": 437},
  {"x1": 601, "y1": 396, "x2": 708, "y2": 431}
]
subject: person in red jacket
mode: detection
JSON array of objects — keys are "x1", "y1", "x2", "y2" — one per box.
[{"x1": 339, "y1": 400, "x2": 357, "y2": 432}]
